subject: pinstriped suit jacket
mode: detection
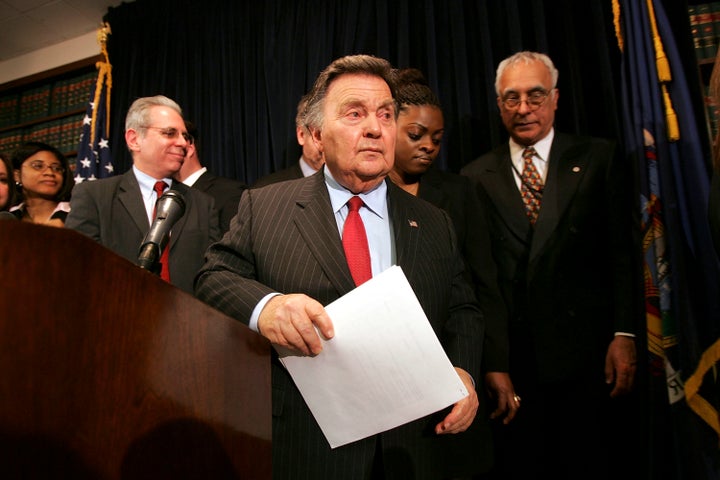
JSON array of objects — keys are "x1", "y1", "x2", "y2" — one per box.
[{"x1": 195, "y1": 170, "x2": 484, "y2": 479}]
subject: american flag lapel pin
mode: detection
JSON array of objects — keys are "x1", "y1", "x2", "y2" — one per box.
[{"x1": 408, "y1": 219, "x2": 418, "y2": 228}]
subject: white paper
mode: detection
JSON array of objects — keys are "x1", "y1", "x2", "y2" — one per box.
[{"x1": 275, "y1": 265, "x2": 468, "y2": 448}]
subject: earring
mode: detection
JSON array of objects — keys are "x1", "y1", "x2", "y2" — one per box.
[{"x1": 15, "y1": 181, "x2": 21, "y2": 188}]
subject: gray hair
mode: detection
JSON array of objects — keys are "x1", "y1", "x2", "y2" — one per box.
[
  {"x1": 295, "y1": 93, "x2": 311, "y2": 128},
  {"x1": 125, "y1": 95, "x2": 183, "y2": 132},
  {"x1": 494, "y1": 51, "x2": 559, "y2": 95},
  {"x1": 304, "y1": 54, "x2": 397, "y2": 131}
]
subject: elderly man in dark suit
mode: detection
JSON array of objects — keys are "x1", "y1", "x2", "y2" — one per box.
[
  {"x1": 195, "y1": 54, "x2": 484, "y2": 479},
  {"x1": 461, "y1": 51, "x2": 641, "y2": 479},
  {"x1": 66, "y1": 95, "x2": 220, "y2": 294},
  {"x1": 251, "y1": 93, "x2": 324, "y2": 188}
]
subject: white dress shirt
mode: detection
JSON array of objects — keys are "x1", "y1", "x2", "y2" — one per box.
[{"x1": 509, "y1": 128, "x2": 554, "y2": 191}]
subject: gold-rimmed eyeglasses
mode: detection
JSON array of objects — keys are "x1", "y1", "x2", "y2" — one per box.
[
  {"x1": 142, "y1": 126, "x2": 194, "y2": 144},
  {"x1": 501, "y1": 90, "x2": 552, "y2": 111}
]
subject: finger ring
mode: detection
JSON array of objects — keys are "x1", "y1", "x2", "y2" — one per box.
[{"x1": 513, "y1": 394, "x2": 521, "y2": 403}]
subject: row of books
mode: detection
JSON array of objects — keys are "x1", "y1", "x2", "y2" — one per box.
[
  {"x1": 0, "y1": 95, "x2": 19, "y2": 128},
  {"x1": 51, "y1": 72, "x2": 96, "y2": 118},
  {"x1": 0, "y1": 70, "x2": 95, "y2": 128},
  {"x1": 0, "y1": 114, "x2": 85, "y2": 157},
  {"x1": 705, "y1": 85, "x2": 720, "y2": 143},
  {"x1": 689, "y1": 3, "x2": 720, "y2": 61}
]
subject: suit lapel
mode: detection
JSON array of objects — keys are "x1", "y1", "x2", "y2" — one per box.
[
  {"x1": 117, "y1": 170, "x2": 150, "y2": 234},
  {"x1": 293, "y1": 173, "x2": 356, "y2": 294},
  {"x1": 480, "y1": 147, "x2": 532, "y2": 243},
  {"x1": 417, "y1": 169, "x2": 445, "y2": 210},
  {"x1": 388, "y1": 180, "x2": 421, "y2": 279},
  {"x1": 193, "y1": 171, "x2": 214, "y2": 192},
  {"x1": 530, "y1": 134, "x2": 586, "y2": 260}
]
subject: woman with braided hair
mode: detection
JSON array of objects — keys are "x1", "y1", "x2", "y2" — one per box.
[{"x1": 389, "y1": 67, "x2": 499, "y2": 477}]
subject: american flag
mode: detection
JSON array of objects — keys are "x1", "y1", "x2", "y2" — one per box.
[{"x1": 74, "y1": 26, "x2": 113, "y2": 183}]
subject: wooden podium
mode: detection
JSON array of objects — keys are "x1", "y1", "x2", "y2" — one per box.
[{"x1": 0, "y1": 221, "x2": 271, "y2": 479}]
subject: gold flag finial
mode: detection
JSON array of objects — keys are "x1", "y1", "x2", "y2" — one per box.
[
  {"x1": 97, "y1": 22, "x2": 111, "y2": 46},
  {"x1": 90, "y1": 22, "x2": 113, "y2": 140}
]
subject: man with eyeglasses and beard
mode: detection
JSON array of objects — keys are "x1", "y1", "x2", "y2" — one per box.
[
  {"x1": 66, "y1": 95, "x2": 220, "y2": 293},
  {"x1": 461, "y1": 51, "x2": 642, "y2": 480}
]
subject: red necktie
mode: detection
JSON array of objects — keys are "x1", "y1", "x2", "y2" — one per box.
[
  {"x1": 342, "y1": 196, "x2": 372, "y2": 286},
  {"x1": 153, "y1": 181, "x2": 171, "y2": 282},
  {"x1": 520, "y1": 146, "x2": 543, "y2": 225}
]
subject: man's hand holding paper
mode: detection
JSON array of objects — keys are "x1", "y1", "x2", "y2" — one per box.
[
  {"x1": 258, "y1": 293, "x2": 334, "y2": 356},
  {"x1": 272, "y1": 266, "x2": 475, "y2": 448},
  {"x1": 436, "y1": 367, "x2": 479, "y2": 435}
]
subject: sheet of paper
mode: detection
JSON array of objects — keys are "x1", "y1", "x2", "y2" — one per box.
[{"x1": 275, "y1": 265, "x2": 468, "y2": 449}]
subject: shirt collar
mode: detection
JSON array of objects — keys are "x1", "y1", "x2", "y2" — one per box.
[
  {"x1": 299, "y1": 156, "x2": 319, "y2": 177},
  {"x1": 182, "y1": 166, "x2": 207, "y2": 187},
  {"x1": 323, "y1": 165, "x2": 387, "y2": 220},
  {"x1": 133, "y1": 165, "x2": 172, "y2": 199},
  {"x1": 509, "y1": 128, "x2": 554, "y2": 164},
  {"x1": 10, "y1": 201, "x2": 70, "y2": 215}
]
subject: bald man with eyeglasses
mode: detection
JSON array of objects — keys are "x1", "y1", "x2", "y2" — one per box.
[
  {"x1": 461, "y1": 51, "x2": 642, "y2": 479},
  {"x1": 66, "y1": 95, "x2": 220, "y2": 293}
]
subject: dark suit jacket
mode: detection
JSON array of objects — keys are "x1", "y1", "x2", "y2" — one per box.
[
  {"x1": 195, "y1": 171, "x2": 484, "y2": 479},
  {"x1": 66, "y1": 169, "x2": 220, "y2": 293},
  {"x1": 418, "y1": 167, "x2": 508, "y2": 373},
  {"x1": 251, "y1": 161, "x2": 303, "y2": 188},
  {"x1": 191, "y1": 170, "x2": 246, "y2": 233},
  {"x1": 461, "y1": 132, "x2": 641, "y2": 385}
]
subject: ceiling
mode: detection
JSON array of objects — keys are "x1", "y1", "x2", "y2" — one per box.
[{"x1": 0, "y1": 0, "x2": 126, "y2": 62}]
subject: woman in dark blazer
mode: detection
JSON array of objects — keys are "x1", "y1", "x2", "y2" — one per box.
[{"x1": 388, "y1": 67, "x2": 506, "y2": 477}]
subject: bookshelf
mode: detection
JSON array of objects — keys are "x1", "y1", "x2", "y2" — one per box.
[
  {"x1": 689, "y1": 2, "x2": 720, "y2": 144},
  {"x1": 0, "y1": 56, "x2": 100, "y2": 162}
]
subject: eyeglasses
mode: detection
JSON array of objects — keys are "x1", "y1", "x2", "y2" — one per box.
[
  {"x1": 501, "y1": 90, "x2": 552, "y2": 111},
  {"x1": 25, "y1": 160, "x2": 65, "y2": 174},
  {"x1": 142, "y1": 126, "x2": 194, "y2": 144}
]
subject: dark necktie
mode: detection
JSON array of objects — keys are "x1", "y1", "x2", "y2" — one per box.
[
  {"x1": 342, "y1": 196, "x2": 372, "y2": 286},
  {"x1": 153, "y1": 181, "x2": 171, "y2": 282},
  {"x1": 520, "y1": 146, "x2": 543, "y2": 225}
]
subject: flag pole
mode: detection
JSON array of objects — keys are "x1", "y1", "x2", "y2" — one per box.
[{"x1": 91, "y1": 23, "x2": 112, "y2": 143}]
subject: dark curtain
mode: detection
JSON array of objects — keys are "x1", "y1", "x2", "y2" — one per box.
[
  {"x1": 100, "y1": 1, "x2": 716, "y2": 479},
  {"x1": 103, "y1": 0, "x2": 639, "y2": 184}
]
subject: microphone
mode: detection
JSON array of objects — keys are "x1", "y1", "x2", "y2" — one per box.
[{"x1": 137, "y1": 189, "x2": 186, "y2": 274}]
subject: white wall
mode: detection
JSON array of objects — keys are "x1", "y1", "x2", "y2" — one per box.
[{"x1": 0, "y1": 31, "x2": 100, "y2": 85}]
